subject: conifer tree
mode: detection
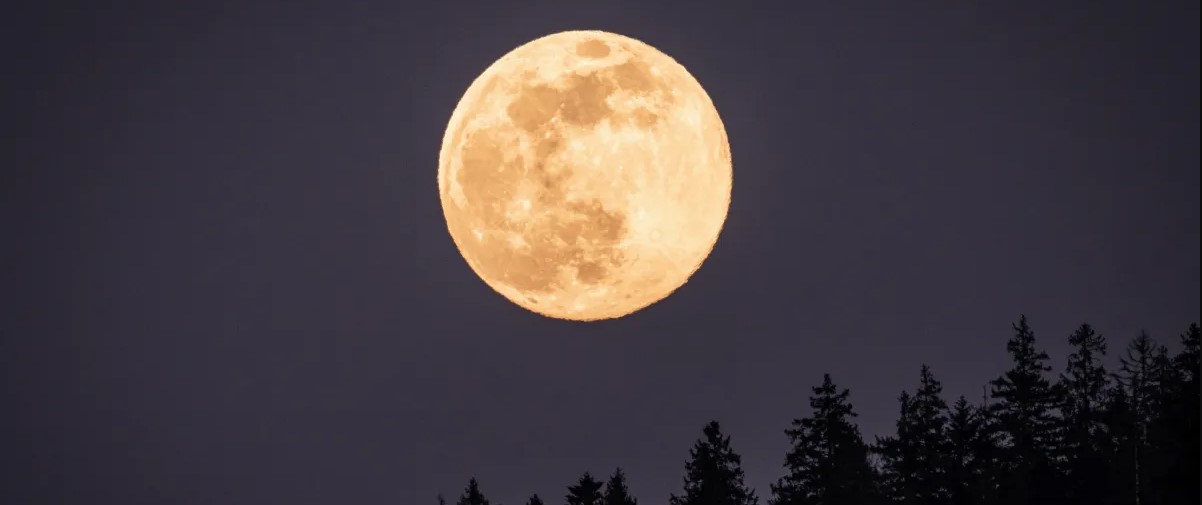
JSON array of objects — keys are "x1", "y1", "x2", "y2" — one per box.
[
  {"x1": 876, "y1": 391, "x2": 917, "y2": 503},
  {"x1": 1163, "y1": 323, "x2": 1201, "y2": 504},
  {"x1": 875, "y1": 365, "x2": 951, "y2": 505},
  {"x1": 603, "y1": 468, "x2": 638, "y2": 505},
  {"x1": 1057, "y1": 323, "x2": 1110, "y2": 504},
  {"x1": 945, "y1": 396, "x2": 1000, "y2": 505},
  {"x1": 526, "y1": 494, "x2": 545, "y2": 505},
  {"x1": 566, "y1": 473, "x2": 604, "y2": 505},
  {"x1": 456, "y1": 478, "x2": 491, "y2": 505},
  {"x1": 670, "y1": 421, "x2": 759, "y2": 505},
  {"x1": 988, "y1": 315, "x2": 1063, "y2": 505},
  {"x1": 1117, "y1": 331, "x2": 1171, "y2": 425},
  {"x1": 1175, "y1": 323, "x2": 1200, "y2": 386},
  {"x1": 1116, "y1": 330, "x2": 1174, "y2": 504},
  {"x1": 1101, "y1": 384, "x2": 1138, "y2": 505},
  {"x1": 771, "y1": 374, "x2": 880, "y2": 505}
]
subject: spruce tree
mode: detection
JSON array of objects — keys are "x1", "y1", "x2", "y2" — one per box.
[
  {"x1": 945, "y1": 396, "x2": 1000, "y2": 505},
  {"x1": 1164, "y1": 323, "x2": 1201, "y2": 505},
  {"x1": 875, "y1": 365, "x2": 951, "y2": 505},
  {"x1": 603, "y1": 468, "x2": 638, "y2": 505},
  {"x1": 1116, "y1": 330, "x2": 1174, "y2": 504},
  {"x1": 566, "y1": 473, "x2": 604, "y2": 505},
  {"x1": 1117, "y1": 331, "x2": 1171, "y2": 425},
  {"x1": 669, "y1": 421, "x2": 759, "y2": 505},
  {"x1": 771, "y1": 374, "x2": 880, "y2": 505},
  {"x1": 1175, "y1": 323, "x2": 1200, "y2": 386},
  {"x1": 1057, "y1": 323, "x2": 1110, "y2": 504},
  {"x1": 988, "y1": 315, "x2": 1062, "y2": 505},
  {"x1": 526, "y1": 495, "x2": 545, "y2": 505},
  {"x1": 1101, "y1": 385, "x2": 1138, "y2": 505},
  {"x1": 456, "y1": 478, "x2": 491, "y2": 505},
  {"x1": 876, "y1": 391, "x2": 917, "y2": 503},
  {"x1": 1146, "y1": 332, "x2": 1189, "y2": 505}
]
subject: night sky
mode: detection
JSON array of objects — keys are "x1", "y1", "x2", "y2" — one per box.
[{"x1": 5, "y1": 1, "x2": 1199, "y2": 503}]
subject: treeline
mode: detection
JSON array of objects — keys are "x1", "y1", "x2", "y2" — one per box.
[{"x1": 441, "y1": 317, "x2": 1200, "y2": 505}]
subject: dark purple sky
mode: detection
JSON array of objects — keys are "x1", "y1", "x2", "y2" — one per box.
[{"x1": 5, "y1": 0, "x2": 1199, "y2": 503}]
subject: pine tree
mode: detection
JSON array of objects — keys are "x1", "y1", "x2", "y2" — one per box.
[
  {"x1": 875, "y1": 365, "x2": 951, "y2": 505},
  {"x1": 456, "y1": 478, "x2": 491, "y2": 505},
  {"x1": 1175, "y1": 323, "x2": 1200, "y2": 386},
  {"x1": 771, "y1": 374, "x2": 880, "y2": 505},
  {"x1": 988, "y1": 315, "x2": 1063, "y2": 505},
  {"x1": 945, "y1": 396, "x2": 1000, "y2": 505},
  {"x1": 876, "y1": 391, "x2": 917, "y2": 503},
  {"x1": 526, "y1": 494, "x2": 545, "y2": 505},
  {"x1": 1102, "y1": 385, "x2": 1138, "y2": 505},
  {"x1": 1116, "y1": 330, "x2": 1174, "y2": 504},
  {"x1": 1057, "y1": 323, "x2": 1110, "y2": 504},
  {"x1": 1117, "y1": 331, "x2": 1171, "y2": 425},
  {"x1": 669, "y1": 421, "x2": 759, "y2": 505},
  {"x1": 566, "y1": 473, "x2": 605, "y2": 505},
  {"x1": 603, "y1": 468, "x2": 638, "y2": 505},
  {"x1": 1163, "y1": 323, "x2": 1201, "y2": 505}
]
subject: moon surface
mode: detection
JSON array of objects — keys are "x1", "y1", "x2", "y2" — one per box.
[{"x1": 438, "y1": 30, "x2": 731, "y2": 321}]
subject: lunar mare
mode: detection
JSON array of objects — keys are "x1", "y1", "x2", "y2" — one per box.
[{"x1": 438, "y1": 30, "x2": 731, "y2": 321}]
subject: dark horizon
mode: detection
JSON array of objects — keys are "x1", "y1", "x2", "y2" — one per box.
[{"x1": 4, "y1": 0, "x2": 1198, "y2": 503}]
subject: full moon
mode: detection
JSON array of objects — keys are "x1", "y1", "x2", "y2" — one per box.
[{"x1": 438, "y1": 30, "x2": 731, "y2": 321}]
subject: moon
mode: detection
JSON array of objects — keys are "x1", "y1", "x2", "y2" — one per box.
[{"x1": 438, "y1": 30, "x2": 731, "y2": 321}]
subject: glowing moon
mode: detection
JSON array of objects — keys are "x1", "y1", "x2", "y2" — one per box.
[{"x1": 438, "y1": 30, "x2": 731, "y2": 321}]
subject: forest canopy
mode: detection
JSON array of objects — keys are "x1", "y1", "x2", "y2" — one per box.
[{"x1": 441, "y1": 318, "x2": 1200, "y2": 505}]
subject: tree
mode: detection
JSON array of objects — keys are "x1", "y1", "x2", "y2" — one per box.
[
  {"x1": 526, "y1": 495, "x2": 545, "y2": 505},
  {"x1": 1117, "y1": 331, "x2": 1171, "y2": 426},
  {"x1": 1116, "y1": 330, "x2": 1175, "y2": 504},
  {"x1": 988, "y1": 315, "x2": 1063, "y2": 505},
  {"x1": 1116, "y1": 326, "x2": 1201, "y2": 505},
  {"x1": 771, "y1": 374, "x2": 880, "y2": 505},
  {"x1": 1163, "y1": 323, "x2": 1201, "y2": 505},
  {"x1": 670, "y1": 421, "x2": 759, "y2": 505},
  {"x1": 944, "y1": 396, "x2": 1000, "y2": 505},
  {"x1": 456, "y1": 478, "x2": 490, "y2": 505},
  {"x1": 1174, "y1": 323, "x2": 1200, "y2": 387},
  {"x1": 566, "y1": 473, "x2": 605, "y2": 505},
  {"x1": 603, "y1": 468, "x2": 638, "y2": 505},
  {"x1": 876, "y1": 391, "x2": 917, "y2": 503},
  {"x1": 1057, "y1": 323, "x2": 1110, "y2": 504},
  {"x1": 1101, "y1": 385, "x2": 1138, "y2": 505},
  {"x1": 874, "y1": 365, "x2": 951, "y2": 505},
  {"x1": 438, "y1": 495, "x2": 447, "y2": 505}
]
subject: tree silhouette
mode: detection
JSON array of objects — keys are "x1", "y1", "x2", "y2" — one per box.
[
  {"x1": 1057, "y1": 323, "x2": 1110, "y2": 504},
  {"x1": 1116, "y1": 330, "x2": 1174, "y2": 503},
  {"x1": 566, "y1": 473, "x2": 605, "y2": 505},
  {"x1": 945, "y1": 396, "x2": 1000, "y2": 505},
  {"x1": 875, "y1": 365, "x2": 951, "y2": 505},
  {"x1": 1164, "y1": 324, "x2": 1201, "y2": 504},
  {"x1": 670, "y1": 421, "x2": 759, "y2": 505},
  {"x1": 877, "y1": 390, "x2": 917, "y2": 502},
  {"x1": 603, "y1": 468, "x2": 638, "y2": 505},
  {"x1": 1175, "y1": 323, "x2": 1201, "y2": 386},
  {"x1": 456, "y1": 478, "x2": 490, "y2": 505},
  {"x1": 771, "y1": 374, "x2": 880, "y2": 505},
  {"x1": 988, "y1": 315, "x2": 1062, "y2": 505},
  {"x1": 438, "y1": 318, "x2": 1200, "y2": 505}
]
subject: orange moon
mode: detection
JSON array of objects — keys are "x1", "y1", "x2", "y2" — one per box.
[{"x1": 438, "y1": 30, "x2": 731, "y2": 321}]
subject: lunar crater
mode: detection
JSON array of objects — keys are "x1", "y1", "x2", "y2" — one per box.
[{"x1": 439, "y1": 30, "x2": 730, "y2": 320}]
